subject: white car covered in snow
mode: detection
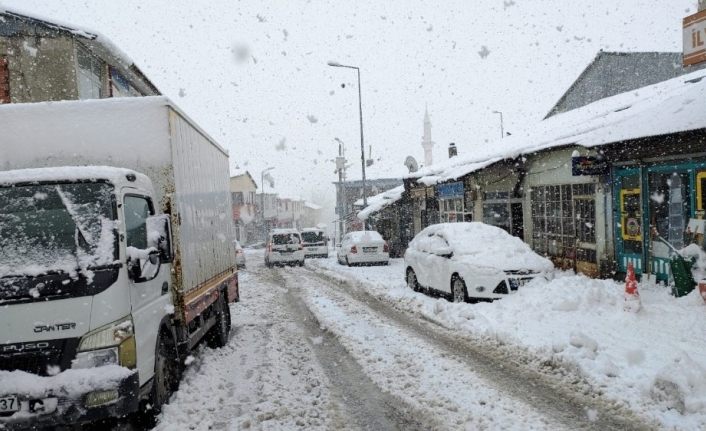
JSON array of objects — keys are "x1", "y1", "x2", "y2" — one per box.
[
  {"x1": 404, "y1": 222, "x2": 553, "y2": 302},
  {"x1": 337, "y1": 230, "x2": 390, "y2": 266},
  {"x1": 265, "y1": 229, "x2": 305, "y2": 267},
  {"x1": 301, "y1": 228, "x2": 329, "y2": 258}
]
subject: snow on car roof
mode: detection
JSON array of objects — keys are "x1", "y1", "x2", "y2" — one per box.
[
  {"x1": 357, "y1": 185, "x2": 405, "y2": 220},
  {"x1": 417, "y1": 223, "x2": 553, "y2": 272},
  {"x1": 409, "y1": 69, "x2": 706, "y2": 186},
  {"x1": 0, "y1": 165, "x2": 152, "y2": 191}
]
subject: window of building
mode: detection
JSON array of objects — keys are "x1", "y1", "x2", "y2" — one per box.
[
  {"x1": 439, "y1": 197, "x2": 467, "y2": 222},
  {"x1": 77, "y1": 45, "x2": 104, "y2": 99},
  {"x1": 0, "y1": 57, "x2": 9, "y2": 104},
  {"x1": 531, "y1": 184, "x2": 596, "y2": 263},
  {"x1": 109, "y1": 66, "x2": 140, "y2": 97}
]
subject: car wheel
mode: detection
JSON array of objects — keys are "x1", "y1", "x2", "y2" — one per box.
[
  {"x1": 298, "y1": 259, "x2": 305, "y2": 267},
  {"x1": 407, "y1": 268, "x2": 420, "y2": 292},
  {"x1": 451, "y1": 275, "x2": 468, "y2": 303}
]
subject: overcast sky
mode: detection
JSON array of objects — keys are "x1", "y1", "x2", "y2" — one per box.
[{"x1": 2, "y1": 0, "x2": 697, "y2": 219}]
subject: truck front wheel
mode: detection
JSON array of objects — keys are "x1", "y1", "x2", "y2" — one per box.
[{"x1": 151, "y1": 331, "x2": 180, "y2": 414}]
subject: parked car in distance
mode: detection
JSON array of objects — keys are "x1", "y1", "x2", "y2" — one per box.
[
  {"x1": 265, "y1": 229, "x2": 305, "y2": 267},
  {"x1": 337, "y1": 230, "x2": 389, "y2": 266},
  {"x1": 404, "y1": 222, "x2": 553, "y2": 302},
  {"x1": 301, "y1": 228, "x2": 329, "y2": 258},
  {"x1": 235, "y1": 240, "x2": 246, "y2": 269}
]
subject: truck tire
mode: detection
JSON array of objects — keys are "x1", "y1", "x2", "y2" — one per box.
[
  {"x1": 207, "y1": 294, "x2": 230, "y2": 348},
  {"x1": 151, "y1": 330, "x2": 180, "y2": 415}
]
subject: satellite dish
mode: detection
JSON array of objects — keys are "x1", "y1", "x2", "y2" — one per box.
[{"x1": 404, "y1": 156, "x2": 419, "y2": 173}]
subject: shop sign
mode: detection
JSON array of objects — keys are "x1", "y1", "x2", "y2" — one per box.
[
  {"x1": 684, "y1": 9, "x2": 706, "y2": 66},
  {"x1": 437, "y1": 181, "x2": 464, "y2": 198},
  {"x1": 571, "y1": 156, "x2": 609, "y2": 176}
]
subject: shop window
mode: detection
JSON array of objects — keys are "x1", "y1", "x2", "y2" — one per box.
[
  {"x1": 439, "y1": 197, "x2": 466, "y2": 223},
  {"x1": 648, "y1": 171, "x2": 690, "y2": 251},
  {"x1": 0, "y1": 56, "x2": 9, "y2": 103},
  {"x1": 531, "y1": 184, "x2": 596, "y2": 263}
]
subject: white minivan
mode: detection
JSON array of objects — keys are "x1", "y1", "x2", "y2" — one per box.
[
  {"x1": 265, "y1": 229, "x2": 305, "y2": 267},
  {"x1": 301, "y1": 228, "x2": 328, "y2": 258}
]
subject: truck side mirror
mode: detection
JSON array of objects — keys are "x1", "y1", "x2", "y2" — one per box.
[{"x1": 147, "y1": 215, "x2": 173, "y2": 263}]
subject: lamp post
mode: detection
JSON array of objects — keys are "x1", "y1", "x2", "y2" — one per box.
[
  {"x1": 260, "y1": 167, "x2": 274, "y2": 240},
  {"x1": 492, "y1": 110, "x2": 504, "y2": 139},
  {"x1": 328, "y1": 61, "x2": 368, "y2": 228}
]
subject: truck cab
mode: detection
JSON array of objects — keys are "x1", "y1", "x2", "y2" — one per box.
[{"x1": 0, "y1": 166, "x2": 175, "y2": 427}]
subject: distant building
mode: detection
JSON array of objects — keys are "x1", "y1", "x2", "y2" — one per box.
[
  {"x1": 340, "y1": 177, "x2": 401, "y2": 231},
  {"x1": 545, "y1": 51, "x2": 705, "y2": 118},
  {"x1": 0, "y1": 9, "x2": 159, "y2": 104},
  {"x1": 230, "y1": 172, "x2": 258, "y2": 244}
]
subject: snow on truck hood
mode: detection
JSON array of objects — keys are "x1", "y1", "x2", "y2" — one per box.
[{"x1": 421, "y1": 223, "x2": 553, "y2": 272}]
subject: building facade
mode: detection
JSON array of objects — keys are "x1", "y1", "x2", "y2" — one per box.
[
  {"x1": 0, "y1": 9, "x2": 159, "y2": 104},
  {"x1": 230, "y1": 172, "x2": 258, "y2": 245}
]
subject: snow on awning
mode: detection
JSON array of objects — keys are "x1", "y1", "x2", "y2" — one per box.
[
  {"x1": 305, "y1": 201, "x2": 322, "y2": 210},
  {"x1": 408, "y1": 69, "x2": 706, "y2": 186},
  {"x1": 357, "y1": 185, "x2": 404, "y2": 220}
]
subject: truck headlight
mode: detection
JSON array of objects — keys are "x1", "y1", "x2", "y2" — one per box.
[{"x1": 73, "y1": 315, "x2": 136, "y2": 369}]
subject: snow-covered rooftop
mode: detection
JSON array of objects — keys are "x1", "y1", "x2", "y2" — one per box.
[
  {"x1": 410, "y1": 68, "x2": 706, "y2": 186},
  {"x1": 357, "y1": 185, "x2": 405, "y2": 220}
]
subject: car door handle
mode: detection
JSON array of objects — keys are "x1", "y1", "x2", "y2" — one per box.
[{"x1": 161, "y1": 282, "x2": 169, "y2": 295}]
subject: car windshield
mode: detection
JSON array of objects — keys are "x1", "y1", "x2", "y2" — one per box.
[
  {"x1": 272, "y1": 233, "x2": 300, "y2": 245},
  {"x1": 0, "y1": 182, "x2": 117, "y2": 279},
  {"x1": 301, "y1": 231, "x2": 324, "y2": 243}
]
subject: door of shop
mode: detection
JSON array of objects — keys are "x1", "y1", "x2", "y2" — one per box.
[{"x1": 613, "y1": 163, "x2": 706, "y2": 281}]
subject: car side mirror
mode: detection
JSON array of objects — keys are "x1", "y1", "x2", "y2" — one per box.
[
  {"x1": 433, "y1": 247, "x2": 454, "y2": 258},
  {"x1": 146, "y1": 215, "x2": 173, "y2": 263}
]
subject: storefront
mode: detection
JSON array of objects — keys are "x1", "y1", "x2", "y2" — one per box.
[
  {"x1": 612, "y1": 159, "x2": 706, "y2": 281},
  {"x1": 524, "y1": 147, "x2": 606, "y2": 276}
]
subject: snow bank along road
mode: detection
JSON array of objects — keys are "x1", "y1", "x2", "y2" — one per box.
[{"x1": 157, "y1": 251, "x2": 653, "y2": 430}]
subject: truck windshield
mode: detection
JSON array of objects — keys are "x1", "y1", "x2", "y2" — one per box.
[{"x1": 0, "y1": 182, "x2": 117, "y2": 279}]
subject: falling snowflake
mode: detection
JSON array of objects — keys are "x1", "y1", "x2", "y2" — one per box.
[
  {"x1": 478, "y1": 45, "x2": 490, "y2": 59},
  {"x1": 307, "y1": 115, "x2": 319, "y2": 124},
  {"x1": 275, "y1": 138, "x2": 287, "y2": 151},
  {"x1": 178, "y1": 88, "x2": 186, "y2": 98}
]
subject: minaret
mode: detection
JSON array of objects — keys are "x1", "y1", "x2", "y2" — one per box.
[{"x1": 421, "y1": 106, "x2": 435, "y2": 166}]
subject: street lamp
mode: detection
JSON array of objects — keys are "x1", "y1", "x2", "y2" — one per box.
[
  {"x1": 328, "y1": 61, "x2": 368, "y2": 228},
  {"x1": 260, "y1": 166, "x2": 274, "y2": 240},
  {"x1": 492, "y1": 110, "x2": 504, "y2": 139}
]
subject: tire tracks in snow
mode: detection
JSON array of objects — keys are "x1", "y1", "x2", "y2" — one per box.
[
  {"x1": 265, "y1": 266, "x2": 438, "y2": 430},
  {"x1": 292, "y1": 265, "x2": 656, "y2": 431}
]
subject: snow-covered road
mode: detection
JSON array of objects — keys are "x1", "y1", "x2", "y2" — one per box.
[{"x1": 156, "y1": 251, "x2": 652, "y2": 430}]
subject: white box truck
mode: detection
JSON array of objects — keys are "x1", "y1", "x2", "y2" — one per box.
[{"x1": 0, "y1": 96, "x2": 239, "y2": 428}]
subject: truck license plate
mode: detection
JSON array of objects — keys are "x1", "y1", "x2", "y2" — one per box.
[{"x1": 0, "y1": 396, "x2": 19, "y2": 413}]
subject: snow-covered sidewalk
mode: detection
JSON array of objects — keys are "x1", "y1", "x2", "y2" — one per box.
[{"x1": 308, "y1": 257, "x2": 706, "y2": 430}]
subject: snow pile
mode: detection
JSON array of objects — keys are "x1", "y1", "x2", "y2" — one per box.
[
  {"x1": 356, "y1": 185, "x2": 404, "y2": 220},
  {"x1": 309, "y1": 258, "x2": 706, "y2": 429},
  {"x1": 409, "y1": 69, "x2": 706, "y2": 186},
  {"x1": 0, "y1": 366, "x2": 134, "y2": 398}
]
